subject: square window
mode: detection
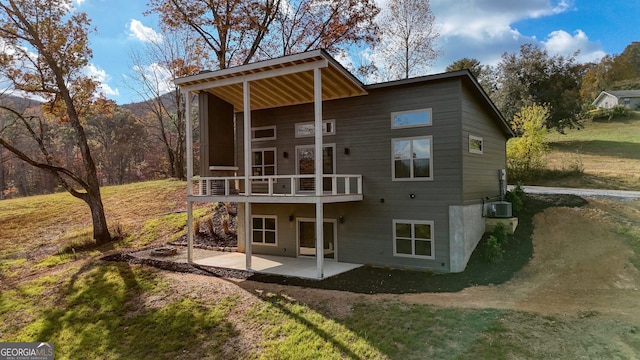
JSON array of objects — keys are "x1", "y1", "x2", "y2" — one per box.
[
  {"x1": 393, "y1": 220, "x2": 434, "y2": 259},
  {"x1": 251, "y1": 215, "x2": 277, "y2": 246}
]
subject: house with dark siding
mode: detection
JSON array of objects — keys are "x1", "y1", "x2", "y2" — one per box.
[{"x1": 175, "y1": 50, "x2": 514, "y2": 279}]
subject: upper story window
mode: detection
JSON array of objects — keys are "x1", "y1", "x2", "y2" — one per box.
[
  {"x1": 295, "y1": 119, "x2": 335, "y2": 138},
  {"x1": 392, "y1": 136, "x2": 432, "y2": 181},
  {"x1": 252, "y1": 148, "x2": 276, "y2": 181},
  {"x1": 469, "y1": 135, "x2": 483, "y2": 154},
  {"x1": 391, "y1": 108, "x2": 432, "y2": 129},
  {"x1": 252, "y1": 125, "x2": 276, "y2": 141}
]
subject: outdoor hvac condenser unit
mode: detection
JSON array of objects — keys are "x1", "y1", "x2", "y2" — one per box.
[{"x1": 489, "y1": 201, "x2": 512, "y2": 218}]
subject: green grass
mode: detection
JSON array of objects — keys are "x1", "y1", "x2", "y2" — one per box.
[
  {"x1": 534, "y1": 111, "x2": 640, "y2": 189},
  {"x1": 2, "y1": 180, "x2": 640, "y2": 358},
  {"x1": 6, "y1": 262, "x2": 239, "y2": 359}
]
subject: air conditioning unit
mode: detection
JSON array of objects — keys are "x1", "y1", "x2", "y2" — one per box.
[{"x1": 488, "y1": 201, "x2": 512, "y2": 218}]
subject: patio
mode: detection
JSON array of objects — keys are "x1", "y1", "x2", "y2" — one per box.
[{"x1": 130, "y1": 247, "x2": 362, "y2": 280}]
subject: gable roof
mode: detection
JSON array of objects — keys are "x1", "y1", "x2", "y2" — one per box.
[
  {"x1": 593, "y1": 90, "x2": 640, "y2": 105},
  {"x1": 174, "y1": 50, "x2": 513, "y2": 137}
]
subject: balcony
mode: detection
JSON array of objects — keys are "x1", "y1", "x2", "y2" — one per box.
[{"x1": 189, "y1": 174, "x2": 363, "y2": 203}]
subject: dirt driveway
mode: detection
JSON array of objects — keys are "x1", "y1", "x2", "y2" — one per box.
[{"x1": 227, "y1": 197, "x2": 640, "y2": 323}]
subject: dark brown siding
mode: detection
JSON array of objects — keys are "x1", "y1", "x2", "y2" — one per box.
[
  {"x1": 201, "y1": 92, "x2": 235, "y2": 172},
  {"x1": 231, "y1": 79, "x2": 468, "y2": 271},
  {"x1": 460, "y1": 86, "x2": 508, "y2": 203}
]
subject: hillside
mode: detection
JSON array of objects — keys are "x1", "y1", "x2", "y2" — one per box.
[{"x1": 536, "y1": 111, "x2": 640, "y2": 190}]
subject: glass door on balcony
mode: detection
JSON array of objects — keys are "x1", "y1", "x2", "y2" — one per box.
[
  {"x1": 297, "y1": 219, "x2": 336, "y2": 260},
  {"x1": 296, "y1": 144, "x2": 335, "y2": 192}
]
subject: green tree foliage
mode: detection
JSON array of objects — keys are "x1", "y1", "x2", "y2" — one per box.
[
  {"x1": 507, "y1": 104, "x2": 550, "y2": 181},
  {"x1": 494, "y1": 44, "x2": 582, "y2": 132},
  {"x1": 446, "y1": 57, "x2": 494, "y2": 94}
]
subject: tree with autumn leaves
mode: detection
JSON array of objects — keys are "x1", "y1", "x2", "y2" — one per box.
[
  {"x1": 146, "y1": 0, "x2": 381, "y2": 68},
  {"x1": 0, "y1": 0, "x2": 112, "y2": 244}
]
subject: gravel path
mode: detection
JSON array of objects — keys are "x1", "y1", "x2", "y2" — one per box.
[{"x1": 513, "y1": 185, "x2": 640, "y2": 201}]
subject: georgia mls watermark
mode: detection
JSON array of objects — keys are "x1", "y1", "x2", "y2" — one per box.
[{"x1": 0, "y1": 342, "x2": 54, "y2": 360}]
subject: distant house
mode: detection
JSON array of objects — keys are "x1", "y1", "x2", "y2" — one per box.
[
  {"x1": 593, "y1": 90, "x2": 640, "y2": 109},
  {"x1": 175, "y1": 50, "x2": 513, "y2": 279}
]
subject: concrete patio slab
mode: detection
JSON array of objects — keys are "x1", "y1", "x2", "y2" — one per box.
[{"x1": 130, "y1": 247, "x2": 362, "y2": 280}]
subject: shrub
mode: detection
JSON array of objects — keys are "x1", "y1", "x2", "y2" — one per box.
[
  {"x1": 492, "y1": 222, "x2": 508, "y2": 246},
  {"x1": 484, "y1": 235, "x2": 503, "y2": 263},
  {"x1": 505, "y1": 183, "x2": 526, "y2": 215},
  {"x1": 590, "y1": 105, "x2": 629, "y2": 121}
]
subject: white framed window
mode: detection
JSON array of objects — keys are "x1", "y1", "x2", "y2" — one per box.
[
  {"x1": 252, "y1": 215, "x2": 277, "y2": 246},
  {"x1": 393, "y1": 220, "x2": 434, "y2": 259},
  {"x1": 295, "y1": 119, "x2": 335, "y2": 138},
  {"x1": 252, "y1": 148, "x2": 276, "y2": 181},
  {"x1": 392, "y1": 136, "x2": 432, "y2": 181},
  {"x1": 391, "y1": 108, "x2": 432, "y2": 129},
  {"x1": 252, "y1": 125, "x2": 276, "y2": 141},
  {"x1": 469, "y1": 135, "x2": 483, "y2": 154}
]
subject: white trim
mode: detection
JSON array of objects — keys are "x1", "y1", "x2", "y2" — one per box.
[
  {"x1": 251, "y1": 125, "x2": 276, "y2": 141},
  {"x1": 295, "y1": 119, "x2": 336, "y2": 138},
  {"x1": 469, "y1": 135, "x2": 483, "y2": 154},
  {"x1": 251, "y1": 215, "x2": 278, "y2": 246},
  {"x1": 392, "y1": 219, "x2": 435, "y2": 259},
  {"x1": 391, "y1": 108, "x2": 432, "y2": 129},
  {"x1": 391, "y1": 135, "x2": 433, "y2": 181},
  {"x1": 296, "y1": 217, "x2": 337, "y2": 260},
  {"x1": 175, "y1": 50, "x2": 327, "y2": 85}
]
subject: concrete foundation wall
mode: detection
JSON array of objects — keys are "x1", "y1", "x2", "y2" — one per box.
[{"x1": 449, "y1": 203, "x2": 485, "y2": 272}]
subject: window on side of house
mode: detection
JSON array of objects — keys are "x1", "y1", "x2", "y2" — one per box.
[
  {"x1": 252, "y1": 215, "x2": 277, "y2": 245},
  {"x1": 393, "y1": 220, "x2": 434, "y2": 259},
  {"x1": 391, "y1": 108, "x2": 432, "y2": 129},
  {"x1": 469, "y1": 135, "x2": 483, "y2": 154},
  {"x1": 392, "y1": 136, "x2": 432, "y2": 180},
  {"x1": 252, "y1": 148, "x2": 276, "y2": 181},
  {"x1": 252, "y1": 125, "x2": 276, "y2": 141},
  {"x1": 295, "y1": 119, "x2": 335, "y2": 138}
]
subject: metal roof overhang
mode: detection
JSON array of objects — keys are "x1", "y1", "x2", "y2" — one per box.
[{"x1": 174, "y1": 49, "x2": 368, "y2": 111}]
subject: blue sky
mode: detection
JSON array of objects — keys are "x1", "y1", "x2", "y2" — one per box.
[{"x1": 74, "y1": 0, "x2": 639, "y2": 105}]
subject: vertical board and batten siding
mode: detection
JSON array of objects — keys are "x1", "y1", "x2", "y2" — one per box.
[
  {"x1": 460, "y1": 86, "x2": 509, "y2": 203},
  {"x1": 231, "y1": 79, "x2": 466, "y2": 271}
]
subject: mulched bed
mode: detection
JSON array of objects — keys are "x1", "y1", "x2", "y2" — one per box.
[{"x1": 104, "y1": 194, "x2": 588, "y2": 294}]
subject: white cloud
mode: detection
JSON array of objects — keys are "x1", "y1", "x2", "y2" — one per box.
[
  {"x1": 542, "y1": 30, "x2": 606, "y2": 63},
  {"x1": 423, "y1": 0, "x2": 602, "y2": 72},
  {"x1": 128, "y1": 19, "x2": 163, "y2": 44},
  {"x1": 84, "y1": 64, "x2": 119, "y2": 97},
  {"x1": 131, "y1": 62, "x2": 173, "y2": 96}
]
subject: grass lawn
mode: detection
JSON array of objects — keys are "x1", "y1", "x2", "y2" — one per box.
[
  {"x1": 533, "y1": 111, "x2": 640, "y2": 190},
  {"x1": 2, "y1": 180, "x2": 640, "y2": 359}
]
